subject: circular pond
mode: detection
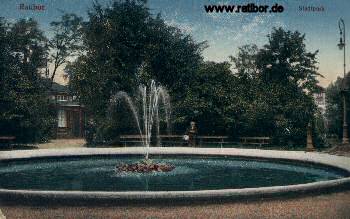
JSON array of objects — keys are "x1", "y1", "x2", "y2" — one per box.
[
  {"x1": 0, "y1": 148, "x2": 350, "y2": 204},
  {"x1": 0, "y1": 156, "x2": 348, "y2": 192}
]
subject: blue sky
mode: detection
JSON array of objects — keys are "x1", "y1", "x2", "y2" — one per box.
[{"x1": 1, "y1": 0, "x2": 349, "y2": 86}]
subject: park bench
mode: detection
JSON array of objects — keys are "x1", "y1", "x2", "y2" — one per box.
[
  {"x1": 119, "y1": 135, "x2": 147, "y2": 147},
  {"x1": 197, "y1": 136, "x2": 229, "y2": 147},
  {"x1": 159, "y1": 135, "x2": 183, "y2": 146},
  {"x1": 119, "y1": 134, "x2": 230, "y2": 147},
  {"x1": 120, "y1": 134, "x2": 184, "y2": 147},
  {"x1": 0, "y1": 136, "x2": 16, "y2": 149},
  {"x1": 239, "y1": 137, "x2": 271, "y2": 146},
  {"x1": 159, "y1": 135, "x2": 230, "y2": 147}
]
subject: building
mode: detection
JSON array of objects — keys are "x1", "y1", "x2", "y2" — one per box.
[
  {"x1": 313, "y1": 88, "x2": 326, "y2": 114},
  {"x1": 50, "y1": 83, "x2": 85, "y2": 138}
]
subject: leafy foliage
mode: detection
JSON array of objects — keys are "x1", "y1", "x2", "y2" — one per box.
[
  {"x1": 0, "y1": 18, "x2": 55, "y2": 142},
  {"x1": 172, "y1": 62, "x2": 241, "y2": 135},
  {"x1": 45, "y1": 14, "x2": 83, "y2": 84},
  {"x1": 256, "y1": 28, "x2": 321, "y2": 93},
  {"x1": 229, "y1": 28, "x2": 321, "y2": 146},
  {"x1": 0, "y1": 2, "x2": 326, "y2": 148},
  {"x1": 325, "y1": 73, "x2": 350, "y2": 139},
  {"x1": 65, "y1": 4, "x2": 321, "y2": 146},
  {"x1": 67, "y1": 0, "x2": 204, "y2": 143}
]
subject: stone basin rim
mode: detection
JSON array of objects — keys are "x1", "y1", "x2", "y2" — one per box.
[{"x1": 0, "y1": 147, "x2": 350, "y2": 203}]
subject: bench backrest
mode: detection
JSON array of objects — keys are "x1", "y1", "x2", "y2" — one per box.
[
  {"x1": 120, "y1": 135, "x2": 146, "y2": 139},
  {"x1": 198, "y1": 136, "x2": 228, "y2": 139},
  {"x1": 240, "y1": 137, "x2": 270, "y2": 140},
  {"x1": 120, "y1": 135, "x2": 229, "y2": 140},
  {"x1": 159, "y1": 135, "x2": 183, "y2": 138},
  {"x1": 0, "y1": 136, "x2": 16, "y2": 140}
]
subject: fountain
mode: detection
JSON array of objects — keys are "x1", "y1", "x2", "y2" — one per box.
[
  {"x1": 1, "y1": 79, "x2": 350, "y2": 206},
  {"x1": 109, "y1": 80, "x2": 173, "y2": 172}
]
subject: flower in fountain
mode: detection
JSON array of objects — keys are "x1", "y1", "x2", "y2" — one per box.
[{"x1": 116, "y1": 159, "x2": 175, "y2": 173}]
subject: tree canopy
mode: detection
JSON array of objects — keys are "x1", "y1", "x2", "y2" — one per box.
[
  {"x1": 64, "y1": 1, "x2": 323, "y2": 146},
  {"x1": 229, "y1": 28, "x2": 321, "y2": 145},
  {"x1": 0, "y1": 18, "x2": 55, "y2": 142},
  {"x1": 0, "y1": 1, "x2": 326, "y2": 147},
  {"x1": 325, "y1": 73, "x2": 350, "y2": 139},
  {"x1": 66, "y1": 0, "x2": 205, "y2": 143}
]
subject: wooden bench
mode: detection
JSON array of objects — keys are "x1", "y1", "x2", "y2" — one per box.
[
  {"x1": 0, "y1": 136, "x2": 16, "y2": 149},
  {"x1": 120, "y1": 135, "x2": 184, "y2": 147},
  {"x1": 198, "y1": 136, "x2": 229, "y2": 147},
  {"x1": 159, "y1": 135, "x2": 184, "y2": 146},
  {"x1": 239, "y1": 137, "x2": 271, "y2": 146},
  {"x1": 159, "y1": 135, "x2": 229, "y2": 147},
  {"x1": 159, "y1": 135, "x2": 230, "y2": 147},
  {"x1": 120, "y1": 135, "x2": 147, "y2": 147},
  {"x1": 119, "y1": 135, "x2": 230, "y2": 147}
]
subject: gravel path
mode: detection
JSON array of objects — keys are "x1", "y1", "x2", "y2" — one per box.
[
  {"x1": 36, "y1": 139, "x2": 86, "y2": 149},
  {"x1": 1, "y1": 191, "x2": 350, "y2": 219}
]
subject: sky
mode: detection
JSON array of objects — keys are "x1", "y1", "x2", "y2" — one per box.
[{"x1": 0, "y1": 0, "x2": 349, "y2": 87}]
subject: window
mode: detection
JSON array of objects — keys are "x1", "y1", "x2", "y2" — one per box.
[
  {"x1": 58, "y1": 109, "x2": 67, "y2": 127},
  {"x1": 57, "y1": 95, "x2": 68, "y2": 101}
]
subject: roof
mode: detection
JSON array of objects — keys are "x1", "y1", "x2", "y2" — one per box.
[{"x1": 51, "y1": 82, "x2": 69, "y2": 93}]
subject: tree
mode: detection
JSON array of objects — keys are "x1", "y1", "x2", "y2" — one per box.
[
  {"x1": 230, "y1": 44, "x2": 258, "y2": 80},
  {"x1": 230, "y1": 28, "x2": 322, "y2": 146},
  {"x1": 68, "y1": 0, "x2": 152, "y2": 118},
  {"x1": 173, "y1": 61, "x2": 242, "y2": 135},
  {"x1": 229, "y1": 44, "x2": 268, "y2": 137},
  {"x1": 325, "y1": 73, "x2": 350, "y2": 139},
  {"x1": 66, "y1": 2, "x2": 322, "y2": 147},
  {"x1": 0, "y1": 18, "x2": 55, "y2": 142},
  {"x1": 256, "y1": 27, "x2": 321, "y2": 93},
  {"x1": 139, "y1": 14, "x2": 206, "y2": 94},
  {"x1": 9, "y1": 18, "x2": 48, "y2": 77},
  {"x1": 66, "y1": 0, "x2": 204, "y2": 143},
  {"x1": 45, "y1": 14, "x2": 83, "y2": 86}
]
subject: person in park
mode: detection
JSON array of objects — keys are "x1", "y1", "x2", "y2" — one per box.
[{"x1": 184, "y1": 121, "x2": 198, "y2": 146}]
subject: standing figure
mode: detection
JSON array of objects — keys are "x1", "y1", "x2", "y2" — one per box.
[{"x1": 186, "y1": 121, "x2": 198, "y2": 147}]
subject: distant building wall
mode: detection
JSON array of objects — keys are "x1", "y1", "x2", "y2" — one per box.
[{"x1": 50, "y1": 83, "x2": 85, "y2": 138}]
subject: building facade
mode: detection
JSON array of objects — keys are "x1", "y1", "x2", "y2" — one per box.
[{"x1": 50, "y1": 83, "x2": 85, "y2": 138}]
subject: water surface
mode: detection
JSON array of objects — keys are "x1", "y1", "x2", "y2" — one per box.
[{"x1": 0, "y1": 156, "x2": 347, "y2": 191}]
